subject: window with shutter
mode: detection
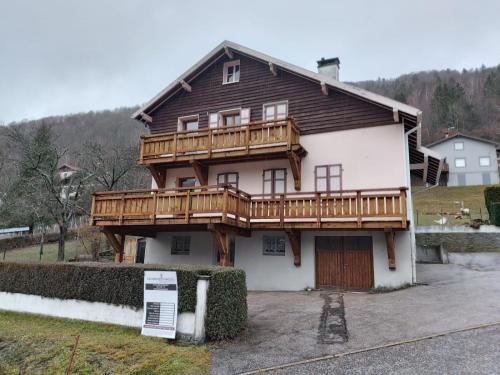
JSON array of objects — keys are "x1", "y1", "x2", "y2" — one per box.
[
  {"x1": 209, "y1": 113, "x2": 219, "y2": 128},
  {"x1": 240, "y1": 108, "x2": 251, "y2": 124},
  {"x1": 263, "y1": 101, "x2": 288, "y2": 122}
]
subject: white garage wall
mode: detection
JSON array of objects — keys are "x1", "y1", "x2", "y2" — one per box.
[{"x1": 145, "y1": 230, "x2": 413, "y2": 290}]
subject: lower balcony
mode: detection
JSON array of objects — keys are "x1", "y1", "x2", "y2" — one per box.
[{"x1": 90, "y1": 186, "x2": 408, "y2": 232}]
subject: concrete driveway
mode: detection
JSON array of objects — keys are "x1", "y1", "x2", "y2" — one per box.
[{"x1": 211, "y1": 258, "x2": 500, "y2": 375}]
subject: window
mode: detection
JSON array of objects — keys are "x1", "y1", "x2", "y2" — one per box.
[
  {"x1": 263, "y1": 101, "x2": 288, "y2": 121},
  {"x1": 223, "y1": 60, "x2": 240, "y2": 84},
  {"x1": 454, "y1": 142, "x2": 464, "y2": 151},
  {"x1": 223, "y1": 113, "x2": 241, "y2": 126},
  {"x1": 263, "y1": 235, "x2": 286, "y2": 256},
  {"x1": 315, "y1": 165, "x2": 342, "y2": 192},
  {"x1": 455, "y1": 158, "x2": 466, "y2": 168},
  {"x1": 217, "y1": 172, "x2": 239, "y2": 188},
  {"x1": 171, "y1": 236, "x2": 190, "y2": 255},
  {"x1": 479, "y1": 157, "x2": 491, "y2": 167},
  {"x1": 135, "y1": 239, "x2": 146, "y2": 264},
  {"x1": 177, "y1": 177, "x2": 196, "y2": 188},
  {"x1": 263, "y1": 169, "x2": 286, "y2": 195},
  {"x1": 177, "y1": 115, "x2": 199, "y2": 132}
]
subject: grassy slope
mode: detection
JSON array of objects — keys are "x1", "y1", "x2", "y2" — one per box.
[
  {"x1": 0, "y1": 311, "x2": 209, "y2": 374},
  {"x1": 412, "y1": 185, "x2": 489, "y2": 225},
  {"x1": 1, "y1": 240, "x2": 80, "y2": 262}
]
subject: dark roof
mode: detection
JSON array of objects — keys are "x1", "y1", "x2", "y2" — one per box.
[{"x1": 426, "y1": 133, "x2": 498, "y2": 148}]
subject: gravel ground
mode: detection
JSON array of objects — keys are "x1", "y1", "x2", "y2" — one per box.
[{"x1": 269, "y1": 325, "x2": 500, "y2": 374}]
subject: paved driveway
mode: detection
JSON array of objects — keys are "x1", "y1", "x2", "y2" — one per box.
[{"x1": 211, "y1": 259, "x2": 500, "y2": 374}]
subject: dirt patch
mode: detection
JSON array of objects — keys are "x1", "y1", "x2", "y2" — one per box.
[{"x1": 318, "y1": 293, "x2": 348, "y2": 344}]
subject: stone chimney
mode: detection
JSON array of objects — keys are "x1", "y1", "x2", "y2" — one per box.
[{"x1": 317, "y1": 57, "x2": 340, "y2": 80}]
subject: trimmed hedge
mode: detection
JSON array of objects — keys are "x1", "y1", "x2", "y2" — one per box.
[
  {"x1": 0, "y1": 261, "x2": 247, "y2": 340},
  {"x1": 484, "y1": 186, "x2": 500, "y2": 226},
  {"x1": 206, "y1": 268, "x2": 248, "y2": 340}
]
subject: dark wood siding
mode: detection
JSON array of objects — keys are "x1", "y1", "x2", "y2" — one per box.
[{"x1": 148, "y1": 52, "x2": 396, "y2": 135}]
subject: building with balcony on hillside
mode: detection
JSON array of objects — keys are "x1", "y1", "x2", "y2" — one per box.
[{"x1": 90, "y1": 41, "x2": 443, "y2": 290}]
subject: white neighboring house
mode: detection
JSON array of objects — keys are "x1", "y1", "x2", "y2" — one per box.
[
  {"x1": 427, "y1": 133, "x2": 499, "y2": 186},
  {"x1": 91, "y1": 41, "x2": 444, "y2": 291},
  {"x1": 58, "y1": 164, "x2": 79, "y2": 200}
]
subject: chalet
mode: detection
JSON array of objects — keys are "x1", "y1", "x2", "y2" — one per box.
[{"x1": 90, "y1": 41, "x2": 443, "y2": 290}]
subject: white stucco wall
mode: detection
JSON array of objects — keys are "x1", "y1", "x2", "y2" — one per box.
[
  {"x1": 145, "y1": 230, "x2": 412, "y2": 290},
  {"x1": 152, "y1": 124, "x2": 407, "y2": 193}
]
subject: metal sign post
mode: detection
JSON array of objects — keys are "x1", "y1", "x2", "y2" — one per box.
[{"x1": 142, "y1": 271, "x2": 178, "y2": 339}]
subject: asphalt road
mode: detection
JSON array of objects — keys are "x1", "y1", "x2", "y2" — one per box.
[{"x1": 269, "y1": 324, "x2": 500, "y2": 375}]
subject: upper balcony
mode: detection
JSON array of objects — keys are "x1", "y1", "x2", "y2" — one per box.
[{"x1": 139, "y1": 118, "x2": 306, "y2": 188}]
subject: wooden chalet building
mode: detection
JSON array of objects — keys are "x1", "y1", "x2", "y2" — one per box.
[{"x1": 90, "y1": 41, "x2": 443, "y2": 290}]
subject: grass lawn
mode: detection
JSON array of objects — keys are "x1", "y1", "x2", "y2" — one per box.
[
  {"x1": 1, "y1": 240, "x2": 80, "y2": 262},
  {"x1": 412, "y1": 185, "x2": 490, "y2": 226},
  {"x1": 0, "y1": 311, "x2": 209, "y2": 374}
]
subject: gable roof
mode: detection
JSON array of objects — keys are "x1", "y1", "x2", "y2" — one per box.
[
  {"x1": 132, "y1": 40, "x2": 421, "y2": 121},
  {"x1": 426, "y1": 133, "x2": 498, "y2": 148}
]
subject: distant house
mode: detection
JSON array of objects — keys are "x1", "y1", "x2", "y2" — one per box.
[
  {"x1": 427, "y1": 133, "x2": 499, "y2": 186},
  {"x1": 57, "y1": 164, "x2": 80, "y2": 199}
]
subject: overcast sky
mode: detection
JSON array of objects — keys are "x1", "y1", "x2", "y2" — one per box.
[{"x1": 1, "y1": 0, "x2": 499, "y2": 124}]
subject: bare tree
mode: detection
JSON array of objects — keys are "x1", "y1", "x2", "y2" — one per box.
[{"x1": 8, "y1": 124, "x2": 89, "y2": 261}]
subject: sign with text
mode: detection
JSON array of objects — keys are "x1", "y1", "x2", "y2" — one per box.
[{"x1": 141, "y1": 271, "x2": 178, "y2": 339}]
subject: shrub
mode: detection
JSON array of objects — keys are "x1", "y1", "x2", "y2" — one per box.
[
  {"x1": 205, "y1": 268, "x2": 247, "y2": 340},
  {"x1": 0, "y1": 262, "x2": 247, "y2": 340},
  {"x1": 484, "y1": 186, "x2": 500, "y2": 226}
]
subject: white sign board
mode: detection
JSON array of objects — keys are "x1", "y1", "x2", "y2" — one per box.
[{"x1": 142, "y1": 271, "x2": 178, "y2": 339}]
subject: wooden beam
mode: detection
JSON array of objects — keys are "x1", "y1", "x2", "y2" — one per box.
[
  {"x1": 209, "y1": 225, "x2": 230, "y2": 266},
  {"x1": 180, "y1": 80, "x2": 192, "y2": 92},
  {"x1": 190, "y1": 160, "x2": 208, "y2": 186},
  {"x1": 148, "y1": 166, "x2": 167, "y2": 189},
  {"x1": 321, "y1": 81, "x2": 328, "y2": 96},
  {"x1": 384, "y1": 229, "x2": 396, "y2": 270},
  {"x1": 286, "y1": 230, "x2": 301, "y2": 266},
  {"x1": 103, "y1": 232, "x2": 125, "y2": 263},
  {"x1": 269, "y1": 62, "x2": 278, "y2": 76},
  {"x1": 140, "y1": 112, "x2": 153, "y2": 123},
  {"x1": 224, "y1": 46, "x2": 233, "y2": 58},
  {"x1": 393, "y1": 108, "x2": 400, "y2": 123},
  {"x1": 287, "y1": 151, "x2": 302, "y2": 191}
]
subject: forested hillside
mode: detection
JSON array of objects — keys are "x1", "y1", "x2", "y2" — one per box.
[{"x1": 354, "y1": 64, "x2": 500, "y2": 144}]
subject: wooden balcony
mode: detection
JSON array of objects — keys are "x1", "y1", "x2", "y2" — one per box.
[
  {"x1": 91, "y1": 186, "x2": 408, "y2": 232},
  {"x1": 139, "y1": 118, "x2": 304, "y2": 166}
]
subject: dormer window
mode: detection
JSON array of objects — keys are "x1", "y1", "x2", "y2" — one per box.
[{"x1": 223, "y1": 60, "x2": 240, "y2": 84}]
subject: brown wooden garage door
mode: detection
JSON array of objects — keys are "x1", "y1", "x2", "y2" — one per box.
[{"x1": 315, "y1": 236, "x2": 374, "y2": 289}]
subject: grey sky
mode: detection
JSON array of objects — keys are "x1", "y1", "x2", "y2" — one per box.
[{"x1": 1, "y1": 0, "x2": 499, "y2": 124}]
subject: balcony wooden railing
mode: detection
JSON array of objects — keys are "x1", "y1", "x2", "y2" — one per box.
[
  {"x1": 91, "y1": 186, "x2": 408, "y2": 230},
  {"x1": 139, "y1": 118, "x2": 302, "y2": 165}
]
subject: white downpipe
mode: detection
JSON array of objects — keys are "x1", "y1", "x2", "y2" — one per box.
[
  {"x1": 194, "y1": 275, "x2": 210, "y2": 342},
  {"x1": 404, "y1": 122, "x2": 420, "y2": 284}
]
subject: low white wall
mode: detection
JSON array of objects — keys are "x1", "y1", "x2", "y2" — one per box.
[
  {"x1": 0, "y1": 279, "x2": 211, "y2": 341},
  {"x1": 145, "y1": 230, "x2": 413, "y2": 290}
]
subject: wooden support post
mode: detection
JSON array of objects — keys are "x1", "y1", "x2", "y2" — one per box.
[
  {"x1": 286, "y1": 230, "x2": 301, "y2": 266},
  {"x1": 384, "y1": 229, "x2": 396, "y2": 270},
  {"x1": 190, "y1": 160, "x2": 208, "y2": 186},
  {"x1": 287, "y1": 151, "x2": 302, "y2": 191},
  {"x1": 279, "y1": 194, "x2": 285, "y2": 228},
  {"x1": 209, "y1": 225, "x2": 230, "y2": 266},
  {"x1": 356, "y1": 190, "x2": 362, "y2": 228},
  {"x1": 104, "y1": 232, "x2": 125, "y2": 264},
  {"x1": 148, "y1": 166, "x2": 167, "y2": 189}
]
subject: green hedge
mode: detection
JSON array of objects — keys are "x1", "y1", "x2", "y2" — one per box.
[
  {"x1": 484, "y1": 186, "x2": 500, "y2": 226},
  {"x1": 0, "y1": 230, "x2": 77, "y2": 252},
  {"x1": 0, "y1": 262, "x2": 247, "y2": 340},
  {"x1": 206, "y1": 268, "x2": 248, "y2": 340}
]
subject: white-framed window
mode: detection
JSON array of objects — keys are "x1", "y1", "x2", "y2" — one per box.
[
  {"x1": 223, "y1": 60, "x2": 240, "y2": 84},
  {"x1": 479, "y1": 156, "x2": 491, "y2": 167},
  {"x1": 171, "y1": 236, "x2": 190, "y2": 255},
  {"x1": 454, "y1": 142, "x2": 464, "y2": 151},
  {"x1": 263, "y1": 101, "x2": 288, "y2": 121},
  {"x1": 263, "y1": 169, "x2": 286, "y2": 195},
  {"x1": 315, "y1": 165, "x2": 342, "y2": 191},
  {"x1": 177, "y1": 115, "x2": 199, "y2": 132},
  {"x1": 210, "y1": 108, "x2": 250, "y2": 128},
  {"x1": 455, "y1": 158, "x2": 466, "y2": 168},
  {"x1": 263, "y1": 235, "x2": 286, "y2": 256},
  {"x1": 217, "y1": 172, "x2": 239, "y2": 189}
]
